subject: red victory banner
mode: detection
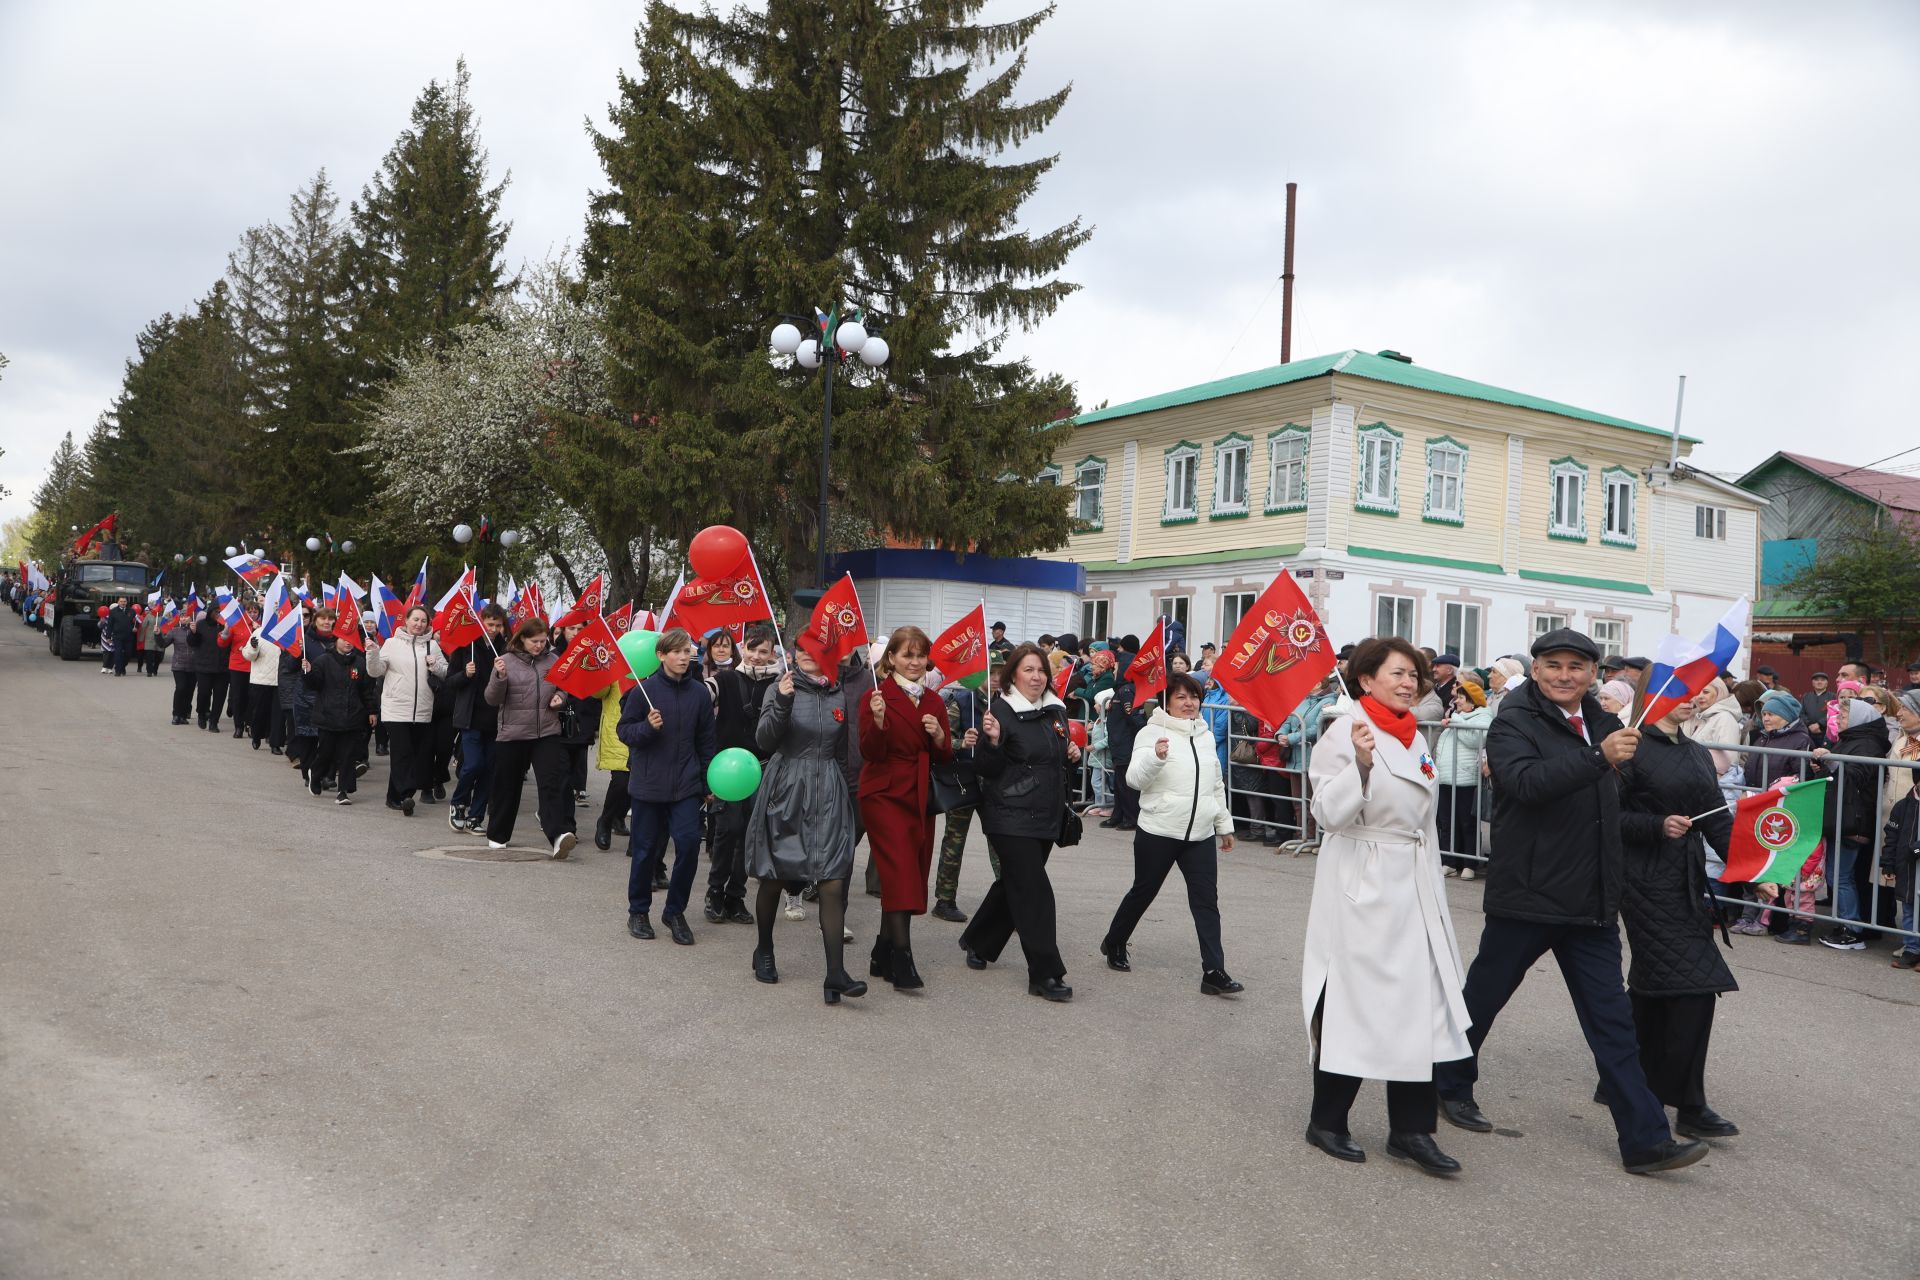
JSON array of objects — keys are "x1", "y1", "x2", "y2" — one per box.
[
  {"x1": 72, "y1": 512, "x2": 117, "y2": 556},
  {"x1": 1215, "y1": 570, "x2": 1336, "y2": 727},
  {"x1": 434, "y1": 585, "x2": 485, "y2": 654},
  {"x1": 1125, "y1": 618, "x2": 1169, "y2": 701},
  {"x1": 670, "y1": 555, "x2": 774, "y2": 639},
  {"x1": 797, "y1": 573, "x2": 869, "y2": 671},
  {"x1": 544, "y1": 615, "x2": 625, "y2": 700},
  {"x1": 1051, "y1": 659, "x2": 1073, "y2": 700},
  {"x1": 931, "y1": 604, "x2": 989, "y2": 690},
  {"x1": 551, "y1": 573, "x2": 606, "y2": 631},
  {"x1": 332, "y1": 577, "x2": 366, "y2": 652},
  {"x1": 511, "y1": 579, "x2": 546, "y2": 632},
  {"x1": 606, "y1": 601, "x2": 635, "y2": 637}
]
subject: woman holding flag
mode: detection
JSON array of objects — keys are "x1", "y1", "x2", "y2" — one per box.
[
  {"x1": 364, "y1": 604, "x2": 450, "y2": 817},
  {"x1": 484, "y1": 616, "x2": 578, "y2": 860},
  {"x1": 1612, "y1": 678, "x2": 1741, "y2": 1140}
]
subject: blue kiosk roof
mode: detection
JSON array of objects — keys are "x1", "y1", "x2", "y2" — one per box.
[{"x1": 827, "y1": 549, "x2": 1085, "y2": 595}]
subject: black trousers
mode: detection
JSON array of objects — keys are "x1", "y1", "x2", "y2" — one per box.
[
  {"x1": 708, "y1": 798, "x2": 749, "y2": 901},
  {"x1": 1104, "y1": 828, "x2": 1225, "y2": 971},
  {"x1": 385, "y1": 721, "x2": 432, "y2": 803},
  {"x1": 1433, "y1": 916, "x2": 1670, "y2": 1157},
  {"x1": 309, "y1": 729, "x2": 361, "y2": 795},
  {"x1": 486, "y1": 736, "x2": 574, "y2": 846},
  {"x1": 226, "y1": 673, "x2": 251, "y2": 733},
  {"x1": 194, "y1": 671, "x2": 227, "y2": 726},
  {"x1": 1312, "y1": 1070, "x2": 1438, "y2": 1135},
  {"x1": 958, "y1": 834, "x2": 1064, "y2": 980},
  {"x1": 1436, "y1": 784, "x2": 1478, "y2": 869},
  {"x1": 1111, "y1": 766, "x2": 1141, "y2": 827},
  {"x1": 248, "y1": 687, "x2": 275, "y2": 746},
  {"x1": 427, "y1": 714, "x2": 456, "y2": 788},
  {"x1": 171, "y1": 671, "x2": 195, "y2": 721},
  {"x1": 567, "y1": 743, "x2": 589, "y2": 794},
  {"x1": 270, "y1": 706, "x2": 290, "y2": 753},
  {"x1": 1631, "y1": 992, "x2": 1715, "y2": 1111}
]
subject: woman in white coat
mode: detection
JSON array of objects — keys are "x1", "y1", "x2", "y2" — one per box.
[
  {"x1": 1099, "y1": 671, "x2": 1241, "y2": 994},
  {"x1": 1303, "y1": 637, "x2": 1471, "y2": 1176},
  {"x1": 363, "y1": 604, "x2": 449, "y2": 817}
]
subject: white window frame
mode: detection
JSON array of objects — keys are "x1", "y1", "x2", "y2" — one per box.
[
  {"x1": 1531, "y1": 612, "x2": 1569, "y2": 642},
  {"x1": 1073, "y1": 455, "x2": 1106, "y2": 530},
  {"x1": 1036, "y1": 463, "x2": 1062, "y2": 487},
  {"x1": 1442, "y1": 601, "x2": 1483, "y2": 668},
  {"x1": 1156, "y1": 595, "x2": 1190, "y2": 630},
  {"x1": 1265, "y1": 426, "x2": 1309, "y2": 513},
  {"x1": 1601, "y1": 467, "x2": 1637, "y2": 547},
  {"x1": 1221, "y1": 590, "x2": 1257, "y2": 641},
  {"x1": 1355, "y1": 423, "x2": 1402, "y2": 515},
  {"x1": 1548, "y1": 457, "x2": 1588, "y2": 541},
  {"x1": 1590, "y1": 618, "x2": 1625, "y2": 661},
  {"x1": 1694, "y1": 504, "x2": 1727, "y2": 540},
  {"x1": 1211, "y1": 434, "x2": 1252, "y2": 518},
  {"x1": 1375, "y1": 593, "x2": 1415, "y2": 641},
  {"x1": 1162, "y1": 441, "x2": 1201, "y2": 523},
  {"x1": 1080, "y1": 598, "x2": 1109, "y2": 640},
  {"x1": 1423, "y1": 435, "x2": 1467, "y2": 526}
]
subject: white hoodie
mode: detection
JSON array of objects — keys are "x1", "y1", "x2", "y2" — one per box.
[{"x1": 1126, "y1": 707, "x2": 1234, "y2": 842}]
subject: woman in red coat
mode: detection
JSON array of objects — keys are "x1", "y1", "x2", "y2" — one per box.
[{"x1": 859, "y1": 625, "x2": 954, "y2": 991}]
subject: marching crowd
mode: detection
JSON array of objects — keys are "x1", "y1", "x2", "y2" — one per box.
[{"x1": 7, "y1": 567, "x2": 1920, "y2": 1178}]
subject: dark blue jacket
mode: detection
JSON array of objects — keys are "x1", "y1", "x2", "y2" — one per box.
[{"x1": 618, "y1": 667, "x2": 718, "y2": 802}]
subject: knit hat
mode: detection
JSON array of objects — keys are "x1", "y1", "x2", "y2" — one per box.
[
  {"x1": 1600, "y1": 679, "x2": 1635, "y2": 710},
  {"x1": 1457, "y1": 681, "x2": 1487, "y2": 708},
  {"x1": 1758, "y1": 689, "x2": 1801, "y2": 724}
]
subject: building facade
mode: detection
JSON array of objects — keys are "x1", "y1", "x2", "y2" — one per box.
[{"x1": 1037, "y1": 349, "x2": 1764, "y2": 666}]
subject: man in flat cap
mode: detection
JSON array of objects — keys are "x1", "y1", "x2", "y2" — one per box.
[{"x1": 1433, "y1": 628, "x2": 1709, "y2": 1175}]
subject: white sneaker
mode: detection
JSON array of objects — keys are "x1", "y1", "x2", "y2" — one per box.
[
  {"x1": 1461, "y1": 867, "x2": 1476, "y2": 881},
  {"x1": 489, "y1": 840, "x2": 508, "y2": 850},
  {"x1": 783, "y1": 891, "x2": 805, "y2": 921},
  {"x1": 842, "y1": 925, "x2": 854, "y2": 943},
  {"x1": 552, "y1": 831, "x2": 577, "y2": 861}
]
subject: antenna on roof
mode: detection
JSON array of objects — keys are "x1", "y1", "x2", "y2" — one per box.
[
  {"x1": 1668, "y1": 375, "x2": 1687, "y2": 468},
  {"x1": 1281, "y1": 182, "x2": 1298, "y2": 364}
]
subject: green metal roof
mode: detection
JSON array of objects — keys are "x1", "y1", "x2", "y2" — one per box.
[{"x1": 1071, "y1": 349, "x2": 1699, "y2": 443}]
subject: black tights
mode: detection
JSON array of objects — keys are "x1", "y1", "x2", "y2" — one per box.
[
  {"x1": 881, "y1": 908, "x2": 912, "y2": 954},
  {"x1": 756, "y1": 878, "x2": 850, "y2": 979}
]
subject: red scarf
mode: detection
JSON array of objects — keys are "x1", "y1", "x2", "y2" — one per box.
[{"x1": 1360, "y1": 695, "x2": 1417, "y2": 749}]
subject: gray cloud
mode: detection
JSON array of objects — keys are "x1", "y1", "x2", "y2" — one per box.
[{"x1": 4, "y1": 0, "x2": 1916, "y2": 524}]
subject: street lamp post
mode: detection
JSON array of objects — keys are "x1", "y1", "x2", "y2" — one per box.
[{"x1": 770, "y1": 307, "x2": 889, "y2": 593}]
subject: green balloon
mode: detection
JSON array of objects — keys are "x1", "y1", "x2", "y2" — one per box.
[
  {"x1": 707, "y1": 747, "x2": 762, "y2": 802},
  {"x1": 618, "y1": 628, "x2": 661, "y2": 678}
]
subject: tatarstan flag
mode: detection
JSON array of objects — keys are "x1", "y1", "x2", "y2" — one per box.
[
  {"x1": 1724, "y1": 777, "x2": 1828, "y2": 885},
  {"x1": 931, "y1": 604, "x2": 989, "y2": 690}
]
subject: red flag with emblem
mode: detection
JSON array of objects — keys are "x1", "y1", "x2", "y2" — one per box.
[
  {"x1": 797, "y1": 573, "x2": 868, "y2": 671},
  {"x1": 670, "y1": 554, "x2": 774, "y2": 638},
  {"x1": 333, "y1": 578, "x2": 366, "y2": 652},
  {"x1": 511, "y1": 579, "x2": 546, "y2": 632},
  {"x1": 1214, "y1": 570, "x2": 1336, "y2": 727},
  {"x1": 544, "y1": 615, "x2": 625, "y2": 700},
  {"x1": 1124, "y1": 618, "x2": 1168, "y2": 701},
  {"x1": 931, "y1": 604, "x2": 989, "y2": 690},
  {"x1": 606, "y1": 601, "x2": 635, "y2": 636},
  {"x1": 434, "y1": 580, "x2": 484, "y2": 654},
  {"x1": 551, "y1": 573, "x2": 606, "y2": 630},
  {"x1": 72, "y1": 512, "x2": 117, "y2": 556}
]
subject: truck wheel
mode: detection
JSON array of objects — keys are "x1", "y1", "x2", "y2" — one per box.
[{"x1": 58, "y1": 617, "x2": 84, "y2": 661}]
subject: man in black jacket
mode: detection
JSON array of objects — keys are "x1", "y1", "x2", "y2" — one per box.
[
  {"x1": 1433, "y1": 629, "x2": 1709, "y2": 1175},
  {"x1": 105, "y1": 598, "x2": 136, "y2": 676},
  {"x1": 445, "y1": 605, "x2": 508, "y2": 833},
  {"x1": 187, "y1": 611, "x2": 229, "y2": 731}
]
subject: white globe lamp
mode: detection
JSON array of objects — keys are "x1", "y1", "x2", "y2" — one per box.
[
  {"x1": 835, "y1": 321, "x2": 867, "y2": 354},
  {"x1": 859, "y1": 336, "x2": 890, "y2": 367},
  {"x1": 499, "y1": 529, "x2": 522, "y2": 549},
  {"x1": 452, "y1": 524, "x2": 474, "y2": 546},
  {"x1": 770, "y1": 322, "x2": 802, "y2": 356},
  {"x1": 305, "y1": 537, "x2": 321, "y2": 552},
  {"x1": 795, "y1": 339, "x2": 821, "y2": 369}
]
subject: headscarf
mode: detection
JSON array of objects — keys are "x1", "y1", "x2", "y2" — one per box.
[
  {"x1": 1599, "y1": 679, "x2": 1634, "y2": 711},
  {"x1": 1089, "y1": 648, "x2": 1115, "y2": 674},
  {"x1": 1843, "y1": 697, "x2": 1883, "y2": 730}
]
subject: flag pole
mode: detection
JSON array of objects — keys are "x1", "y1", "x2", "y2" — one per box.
[{"x1": 1689, "y1": 802, "x2": 1731, "y2": 822}]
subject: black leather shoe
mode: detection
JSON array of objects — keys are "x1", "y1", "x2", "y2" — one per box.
[
  {"x1": 1097, "y1": 818, "x2": 1121, "y2": 828},
  {"x1": 431, "y1": 785, "x2": 446, "y2": 801},
  {"x1": 1201, "y1": 969, "x2": 1244, "y2": 995},
  {"x1": 252, "y1": 739, "x2": 261, "y2": 750},
  {"x1": 270, "y1": 746, "x2": 283, "y2": 755},
  {"x1": 386, "y1": 799, "x2": 406, "y2": 813},
  {"x1": 665, "y1": 913, "x2": 695, "y2": 946},
  {"x1": 752, "y1": 947, "x2": 778, "y2": 984},
  {"x1": 1100, "y1": 938, "x2": 1131, "y2": 972},
  {"x1": 1305, "y1": 1125, "x2": 1365, "y2": 1163},
  {"x1": 375, "y1": 742, "x2": 389, "y2": 756},
  {"x1": 1387, "y1": 1132, "x2": 1461, "y2": 1176},
  {"x1": 1623, "y1": 1137, "x2": 1708, "y2": 1174},
  {"x1": 593, "y1": 816, "x2": 612, "y2": 851},
  {"x1": 823, "y1": 971, "x2": 868, "y2": 1004},
  {"x1": 627, "y1": 914, "x2": 654, "y2": 940},
  {"x1": 1439, "y1": 1098, "x2": 1494, "y2": 1133},
  {"x1": 401, "y1": 796, "x2": 415, "y2": 816},
  {"x1": 890, "y1": 950, "x2": 925, "y2": 990},
  {"x1": 1028, "y1": 977, "x2": 1072, "y2": 1002},
  {"x1": 231, "y1": 727, "x2": 244, "y2": 739},
  {"x1": 961, "y1": 944, "x2": 988, "y2": 970},
  {"x1": 724, "y1": 900, "x2": 754, "y2": 925},
  {"x1": 931, "y1": 899, "x2": 968, "y2": 923},
  {"x1": 612, "y1": 815, "x2": 628, "y2": 837},
  {"x1": 1675, "y1": 1106, "x2": 1739, "y2": 1139}
]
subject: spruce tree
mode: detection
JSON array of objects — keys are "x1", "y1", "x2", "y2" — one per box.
[
  {"x1": 27, "y1": 431, "x2": 85, "y2": 564},
  {"x1": 344, "y1": 59, "x2": 513, "y2": 387},
  {"x1": 579, "y1": 0, "x2": 1086, "y2": 599}
]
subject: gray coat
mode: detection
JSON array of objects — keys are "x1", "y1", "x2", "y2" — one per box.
[
  {"x1": 745, "y1": 676, "x2": 856, "y2": 883},
  {"x1": 484, "y1": 650, "x2": 560, "y2": 741}
]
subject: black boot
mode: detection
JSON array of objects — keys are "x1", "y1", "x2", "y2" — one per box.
[
  {"x1": 889, "y1": 949, "x2": 925, "y2": 990},
  {"x1": 752, "y1": 946, "x2": 778, "y2": 984},
  {"x1": 612, "y1": 813, "x2": 628, "y2": 837},
  {"x1": 823, "y1": 970, "x2": 868, "y2": 1004},
  {"x1": 593, "y1": 813, "x2": 612, "y2": 851},
  {"x1": 869, "y1": 936, "x2": 895, "y2": 979}
]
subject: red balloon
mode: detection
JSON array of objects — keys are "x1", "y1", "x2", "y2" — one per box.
[
  {"x1": 689, "y1": 525, "x2": 749, "y2": 579},
  {"x1": 1068, "y1": 719, "x2": 1088, "y2": 749},
  {"x1": 96, "y1": 605, "x2": 109, "y2": 618}
]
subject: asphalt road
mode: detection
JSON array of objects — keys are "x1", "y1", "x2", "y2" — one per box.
[{"x1": 3, "y1": 618, "x2": 1917, "y2": 1280}]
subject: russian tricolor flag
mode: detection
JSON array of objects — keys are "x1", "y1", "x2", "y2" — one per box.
[
  {"x1": 1639, "y1": 598, "x2": 1751, "y2": 727},
  {"x1": 224, "y1": 552, "x2": 277, "y2": 587},
  {"x1": 215, "y1": 586, "x2": 242, "y2": 627},
  {"x1": 263, "y1": 598, "x2": 303, "y2": 657},
  {"x1": 370, "y1": 573, "x2": 401, "y2": 641},
  {"x1": 404, "y1": 558, "x2": 429, "y2": 613}
]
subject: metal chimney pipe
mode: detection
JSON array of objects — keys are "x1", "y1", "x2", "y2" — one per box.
[
  {"x1": 1668, "y1": 374, "x2": 1686, "y2": 469},
  {"x1": 1281, "y1": 182, "x2": 1297, "y2": 364}
]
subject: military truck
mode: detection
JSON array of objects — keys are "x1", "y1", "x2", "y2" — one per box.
[{"x1": 46, "y1": 558, "x2": 153, "y2": 661}]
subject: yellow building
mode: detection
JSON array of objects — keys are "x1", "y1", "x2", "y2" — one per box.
[{"x1": 1038, "y1": 349, "x2": 1764, "y2": 665}]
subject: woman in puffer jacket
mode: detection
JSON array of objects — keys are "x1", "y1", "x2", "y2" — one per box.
[
  {"x1": 364, "y1": 604, "x2": 449, "y2": 817},
  {"x1": 482, "y1": 616, "x2": 576, "y2": 860},
  {"x1": 241, "y1": 615, "x2": 282, "y2": 751},
  {"x1": 1099, "y1": 670, "x2": 1241, "y2": 995}
]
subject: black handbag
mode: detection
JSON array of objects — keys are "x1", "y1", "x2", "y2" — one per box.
[
  {"x1": 928, "y1": 763, "x2": 979, "y2": 816},
  {"x1": 1058, "y1": 803, "x2": 1083, "y2": 848}
]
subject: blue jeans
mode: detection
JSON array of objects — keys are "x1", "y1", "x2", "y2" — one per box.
[
  {"x1": 1900, "y1": 895, "x2": 1919, "y2": 956},
  {"x1": 452, "y1": 731, "x2": 495, "y2": 821},
  {"x1": 628, "y1": 795, "x2": 704, "y2": 920},
  {"x1": 1834, "y1": 841, "x2": 1863, "y2": 925}
]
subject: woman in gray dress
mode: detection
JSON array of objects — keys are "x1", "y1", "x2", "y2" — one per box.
[{"x1": 746, "y1": 644, "x2": 866, "y2": 1003}]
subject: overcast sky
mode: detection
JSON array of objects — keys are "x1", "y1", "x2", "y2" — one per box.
[{"x1": 3, "y1": 0, "x2": 1916, "y2": 530}]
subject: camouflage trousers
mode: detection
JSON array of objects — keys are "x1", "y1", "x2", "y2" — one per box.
[{"x1": 934, "y1": 805, "x2": 1001, "y2": 904}]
